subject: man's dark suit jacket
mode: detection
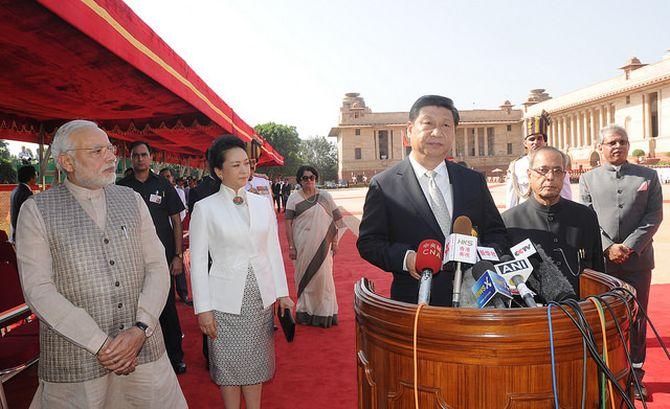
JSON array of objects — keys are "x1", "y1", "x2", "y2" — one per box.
[
  {"x1": 10, "y1": 183, "x2": 33, "y2": 241},
  {"x1": 187, "y1": 175, "x2": 221, "y2": 213},
  {"x1": 357, "y1": 158, "x2": 508, "y2": 306}
]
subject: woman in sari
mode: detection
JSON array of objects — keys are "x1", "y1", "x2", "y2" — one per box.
[{"x1": 285, "y1": 166, "x2": 345, "y2": 328}]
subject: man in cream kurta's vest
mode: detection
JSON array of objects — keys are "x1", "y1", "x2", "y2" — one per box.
[
  {"x1": 506, "y1": 110, "x2": 572, "y2": 209},
  {"x1": 16, "y1": 120, "x2": 186, "y2": 408}
]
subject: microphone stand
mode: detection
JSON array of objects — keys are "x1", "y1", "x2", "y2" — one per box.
[{"x1": 452, "y1": 262, "x2": 463, "y2": 307}]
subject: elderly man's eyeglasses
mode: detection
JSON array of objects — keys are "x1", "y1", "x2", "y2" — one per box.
[
  {"x1": 301, "y1": 175, "x2": 316, "y2": 181},
  {"x1": 66, "y1": 144, "x2": 117, "y2": 158},
  {"x1": 602, "y1": 139, "x2": 629, "y2": 148},
  {"x1": 530, "y1": 167, "x2": 565, "y2": 177}
]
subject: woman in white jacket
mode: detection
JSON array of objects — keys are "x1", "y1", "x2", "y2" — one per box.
[{"x1": 190, "y1": 135, "x2": 294, "y2": 409}]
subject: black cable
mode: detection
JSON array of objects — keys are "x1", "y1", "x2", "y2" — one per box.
[
  {"x1": 596, "y1": 294, "x2": 647, "y2": 409},
  {"x1": 547, "y1": 301, "x2": 637, "y2": 409},
  {"x1": 612, "y1": 287, "x2": 670, "y2": 359},
  {"x1": 562, "y1": 299, "x2": 604, "y2": 409},
  {"x1": 564, "y1": 299, "x2": 588, "y2": 409}
]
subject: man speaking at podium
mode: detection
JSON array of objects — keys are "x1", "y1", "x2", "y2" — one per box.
[{"x1": 357, "y1": 95, "x2": 508, "y2": 306}]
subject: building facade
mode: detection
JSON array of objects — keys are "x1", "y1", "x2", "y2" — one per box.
[
  {"x1": 329, "y1": 93, "x2": 524, "y2": 182},
  {"x1": 524, "y1": 52, "x2": 670, "y2": 169}
]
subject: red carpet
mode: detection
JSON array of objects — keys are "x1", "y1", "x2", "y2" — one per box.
[{"x1": 4, "y1": 212, "x2": 669, "y2": 408}]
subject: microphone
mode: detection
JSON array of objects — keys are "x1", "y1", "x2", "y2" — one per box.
[
  {"x1": 457, "y1": 264, "x2": 480, "y2": 308},
  {"x1": 532, "y1": 244, "x2": 578, "y2": 303},
  {"x1": 450, "y1": 215, "x2": 474, "y2": 307},
  {"x1": 471, "y1": 261, "x2": 511, "y2": 309},
  {"x1": 415, "y1": 239, "x2": 444, "y2": 305},
  {"x1": 494, "y1": 255, "x2": 537, "y2": 307},
  {"x1": 507, "y1": 240, "x2": 578, "y2": 303}
]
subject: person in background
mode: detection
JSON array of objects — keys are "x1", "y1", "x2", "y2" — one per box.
[
  {"x1": 118, "y1": 142, "x2": 187, "y2": 375},
  {"x1": 159, "y1": 167, "x2": 191, "y2": 306},
  {"x1": 502, "y1": 147, "x2": 604, "y2": 295},
  {"x1": 16, "y1": 120, "x2": 186, "y2": 408},
  {"x1": 10, "y1": 165, "x2": 36, "y2": 243},
  {"x1": 190, "y1": 135, "x2": 294, "y2": 409},
  {"x1": 18, "y1": 145, "x2": 34, "y2": 165},
  {"x1": 280, "y1": 178, "x2": 292, "y2": 212},
  {"x1": 271, "y1": 178, "x2": 282, "y2": 212},
  {"x1": 245, "y1": 158, "x2": 273, "y2": 203},
  {"x1": 580, "y1": 125, "x2": 663, "y2": 401},
  {"x1": 506, "y1": 110, "x2": 572, "y2": 209},
  {"x1": 285, "y1": 166, "x2": 344, "y2": 327}
]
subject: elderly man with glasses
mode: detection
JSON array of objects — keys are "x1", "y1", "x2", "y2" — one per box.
[
  {"x1": 502, "y1": 146, "x2": 604, "y2": 295},
  {"x1": 580, "y1": 125, "x2": 663, "y2": 401},
  {"x1": 506, "y1": 111, "x2": 572, "y2": 209},
  {"x1": 15, "y1": 120, "x2": 186, "y2": 408}
]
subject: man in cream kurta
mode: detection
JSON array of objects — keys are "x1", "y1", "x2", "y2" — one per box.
[{"x1": 16, "y1": 120, "x2": 186, "y2": 409}]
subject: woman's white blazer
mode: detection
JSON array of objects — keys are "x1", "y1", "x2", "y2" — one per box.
[{"x1": 189, "y1": 188, "x2": 289, "y2": 315}]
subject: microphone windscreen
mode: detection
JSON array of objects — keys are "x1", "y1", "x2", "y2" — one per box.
[
  {"x1": 533, "y1": 243, "x2": 577, "y2": 302},
  {"x1": 471, "y1": 260, "x2": 496, "y2": 280},
  {"x1": 452, "y1": 215, "x2": 472, "y2": 236},
  {"x1": 499, "y1": 254, "x2": 514, "y2": 262},
  {"x1": 415, "y1": 239, "x2": 443, "y2": 274},
  {"x1": 458, "y1": 267, "x2": 479, "y2": 308}
]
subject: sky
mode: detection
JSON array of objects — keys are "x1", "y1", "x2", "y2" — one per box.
[{"x1": 8, "y1": 0, "x2": 668, "y2": 155}]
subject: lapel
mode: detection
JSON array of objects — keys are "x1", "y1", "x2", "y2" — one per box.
[
  {"x1": 445, "y1": 161, "x2": 464, "y2": 220},
  {"x1": 397, "y1": 158, "x2": 443, "y2": 240}
]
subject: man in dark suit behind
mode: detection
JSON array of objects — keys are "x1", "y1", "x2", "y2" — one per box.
[
  {"x1": 357, "y1": 95, "x2": 508, "y2": 306},
  {"x1": 10, "y1": 165, "x2": 36, "y2": 242}
]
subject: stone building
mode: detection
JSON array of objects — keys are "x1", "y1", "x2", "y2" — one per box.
[
  {"x1": 328, "y1": 93, "x2": 524, "y2": 182},
  {"x1": 524, "y1": 52, "x2": 670, "y2": 169}
]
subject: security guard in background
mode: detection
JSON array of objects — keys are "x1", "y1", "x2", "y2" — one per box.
[
  {"x1": 118, "y1": 141, "x2": 187, "y2": 374},
  {"x1": 506, "y1": 111, "x2": 572, "y2": 209}
]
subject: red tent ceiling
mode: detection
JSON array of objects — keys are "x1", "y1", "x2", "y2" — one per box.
[{"x1": 0, "y1": 0, "x2": 284, "y2": 166}]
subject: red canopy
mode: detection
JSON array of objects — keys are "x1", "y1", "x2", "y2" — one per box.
[{"x1": 0, "y1": 0, "x2": 284, "y2": 167}]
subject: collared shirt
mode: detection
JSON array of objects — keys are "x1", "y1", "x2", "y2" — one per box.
[
  {"x1": 403, "y1": 153, "x2": 453, "y2": 271},
  {"x1": 16, "y1": 179, "x2": 169, "y2": 354},
  {"x1": 118, "y1": 172, "x2": 184, "y2": 258},
  {"x1": 408, "y1": 152, "x2": 454, "y2": 218}
]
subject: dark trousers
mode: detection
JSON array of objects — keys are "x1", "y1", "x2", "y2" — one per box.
[
  {"x1": 273, "y1": 194, "x2": 282, "y2": 211},
  {"x1": 611, "y1": 269, "x2": 652, "y2": 381},
  {"x1": 175, "y1": 272, "x2": 188, "y2": 301},
  {"x1": 281, "y1": 194, "x2": 289, "y2": 211},
  {"x1": 160, "y1": 274, "x2": 184, "y2": 366}
]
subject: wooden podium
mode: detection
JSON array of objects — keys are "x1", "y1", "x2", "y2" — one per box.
[{"x1": 355, "y1": 270, "x2": 635, "y2": 409}]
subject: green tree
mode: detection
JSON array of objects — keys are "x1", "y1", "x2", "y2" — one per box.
[
  {"x1": 0, "y1": 140, "x2": 17, "y2": 183},
  {"x1": 255, "y1": 122, "x2": 303, "y2": 178},
  {"x1": 301, "y1": 136, "x2": 338, "y2": 182}
]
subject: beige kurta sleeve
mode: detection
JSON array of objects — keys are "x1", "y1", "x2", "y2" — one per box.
[
  {"x1": 16, "y1": 198, "x2": 109, "y2": 355},
  {"x1": 133, "y1": 192, "x2": 170, "y2": 332}
]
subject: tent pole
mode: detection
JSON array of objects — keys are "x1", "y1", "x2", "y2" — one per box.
[{"x1": 38, "y1": 124, "x2": 46, "y2": 189}]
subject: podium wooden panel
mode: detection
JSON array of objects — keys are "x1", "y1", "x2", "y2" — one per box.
[{"x1": 355, "y1": 270, "x2": 635, "y2": 409}]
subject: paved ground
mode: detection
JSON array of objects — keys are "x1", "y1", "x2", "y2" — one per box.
[{"x1": 329, "y1": 183, "x2": 670, "y2": 285}]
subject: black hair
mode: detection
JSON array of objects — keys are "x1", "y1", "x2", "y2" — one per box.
[
  {"x1": 296, "y1": 165, "x2": 319, "y2": 183},
  {"x1": 18, "y1": 165, "x2": 36, "y2": 184},
  {"x1": 208, "y1": 134, "x2": 247, "y2": 174},
  {"x1": 409, "y1": 95, "x2": 460, "y2": 126},
  {"x1": 159, "y1": 167, "x2": 172, "y2": 176},
  {"x1": 129, "y1": 141, "x2": 151, "y2": 153}
]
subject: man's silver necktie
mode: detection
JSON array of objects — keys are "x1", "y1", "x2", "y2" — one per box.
[{"x1": 426, "y1": 170, "x2": 451, "y2": 237}]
